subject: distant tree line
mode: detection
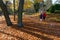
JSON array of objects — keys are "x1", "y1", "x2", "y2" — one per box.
[{"x1": 47, "y1": 4, "x2": 60, "y2": 13}]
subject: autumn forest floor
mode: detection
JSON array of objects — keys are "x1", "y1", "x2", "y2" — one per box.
[{"x1": 0, "y1": 14, "x2": 60, "y2": 40}]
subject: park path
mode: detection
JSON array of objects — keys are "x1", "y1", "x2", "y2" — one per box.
[{"x1": 0, "y1": 15, "x2": 60, "y2": 40}]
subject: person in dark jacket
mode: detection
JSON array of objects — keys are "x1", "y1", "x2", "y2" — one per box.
[
  {"x1": 40, "y1": 13, "x2": 43, "y2": 21},
  {"x1": 40, "y1": 11, "x2": 43, "y2": 21}
]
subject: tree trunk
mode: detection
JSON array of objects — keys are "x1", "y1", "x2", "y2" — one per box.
[
  {"x1": 17, "y1": 0, "x2": 24, "y2": 27},
  {"x1": 0, "y1": 0, "x2": 13, "y2": 26}
]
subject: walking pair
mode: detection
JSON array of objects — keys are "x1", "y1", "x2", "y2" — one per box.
[{"x1": 40, "y1": 11, "x2": 46, "y2": 21}]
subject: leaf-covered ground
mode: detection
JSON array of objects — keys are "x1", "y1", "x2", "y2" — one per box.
[{"x1": 0, "y1": 14, "x2": 60, "y2": 40}]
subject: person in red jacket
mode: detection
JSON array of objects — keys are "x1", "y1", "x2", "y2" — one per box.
[{"x1": 43, "y1": 11, "x2": 46, "y2": 21}]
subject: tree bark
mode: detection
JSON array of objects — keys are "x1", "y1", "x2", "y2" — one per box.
[
  {"x1": 0, "y1": 0, "x2": 13, "y2": 26},
  {"x1": 17, "y1": 0, "x2": 24, "y2": 27}
]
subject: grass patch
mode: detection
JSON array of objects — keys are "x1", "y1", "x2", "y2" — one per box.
[{"x1": 46, "y1": 12, "x2": 51, "y2": 15}]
